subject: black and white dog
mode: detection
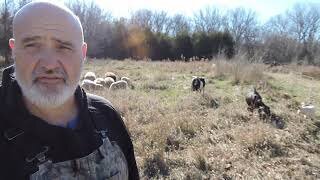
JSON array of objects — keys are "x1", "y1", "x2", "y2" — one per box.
[{"x1": 191, "y1": 76, "x2": 206, "y2": 93}]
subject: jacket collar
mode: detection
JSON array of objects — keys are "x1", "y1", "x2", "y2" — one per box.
[{"x1": 0, "y1": 65, "x2": 93, "y2": 131}]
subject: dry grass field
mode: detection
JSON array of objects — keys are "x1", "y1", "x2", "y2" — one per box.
[
  {"x1": 1, "y1": 58, "x2": 320, "y2": 179},
  {"x1": 82, "y1": 59, "x2": 320, "y2": 179}
]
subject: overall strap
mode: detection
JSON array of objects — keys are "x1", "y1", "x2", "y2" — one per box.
[
  {"x1": 0, "y1": 109, "x2": 50, "y2": 177},
  {"x1": 88, "y1": 106, "x2": 109, "y2": 140},
  {"x1": 85, "y1": 92, "x2": 111, "y2": 140}
]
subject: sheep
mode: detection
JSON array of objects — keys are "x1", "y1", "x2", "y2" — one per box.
[
  {"x1": 105, "y1": 72, "x2": 117, "y2": 82},
  {"x1": 121, "y1": 76, "x2": 134, "y2": 89},
  {"x1": 81, "y1": 79, "x2": 103, "y2": 90},
  {"x1": 191, "y1": 76, "x2": 206, "y2": 93},
  {"x1": 109, "y1": 80, "x2": 128, "y2": 91},
  {"x1": 245, "y1": 87, "x2": 264, "y2": 112},
  {"x1": 81, "y1": 79, "x2": 95, "y2": 90},
  {"x1": 94, "y1": 78, "x2": 107, "y2": 87},
  {"x1": 95, "y1": 83, "x2": 103, "y2": 90},
  {"x1": 84, "y1": 71, "x2": 96, "y2": 81},
  {"x1": 121, "y1": 76, "x2": 130, "y2": 84},
  {"x1": 104, "y1": 77, "x2": 115, "y2": 88}
]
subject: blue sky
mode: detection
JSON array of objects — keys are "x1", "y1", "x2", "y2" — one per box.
[{"x1": 93, "y1": 0, "x2": 319, "y2": 23}]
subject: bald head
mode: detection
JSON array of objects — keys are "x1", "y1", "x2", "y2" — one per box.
[
  {"x1": 9, "y1": 1, "x2": 88, "y2": 111},
  {"x1": 13, "y1": 1, "x2": 84, "y2": 42}
]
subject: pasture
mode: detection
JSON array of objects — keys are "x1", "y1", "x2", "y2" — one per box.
[
  {"x1": 1, "y1": 58, "x2": 319, "y2": 179},
  {"x1": 83, "y1": 59, "x2": 320, "y2": 179}
]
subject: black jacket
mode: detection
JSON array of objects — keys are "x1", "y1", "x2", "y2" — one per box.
[{"x1": 0, "y1": 66, "x2": 139, "y2": 179}]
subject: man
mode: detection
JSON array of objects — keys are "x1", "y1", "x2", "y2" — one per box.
[{"x1": 0, "y1": 1, "x2": 139, "y2": 179}]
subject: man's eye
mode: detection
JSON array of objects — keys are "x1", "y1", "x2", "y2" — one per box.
[
  {"x1": 58, "y1": 46, "x2": 72, "y2": 50},
  {"x1": 24, "y1": 43, "x2": 41, "y2": 49},
  {"x1": 25, "y1": 44, "x2": 36, "y2": 47}
]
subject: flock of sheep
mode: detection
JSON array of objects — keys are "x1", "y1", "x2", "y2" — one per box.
[
  {"x1": 81, "y1": 72, "x2": 205, "y2": 93},
  {"x1": 81, "y1": 71, "x2": 132, "y2": 91}
]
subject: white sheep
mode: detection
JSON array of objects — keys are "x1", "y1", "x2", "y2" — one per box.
[
  {"x1": 105, "y1": 72, "x2": 117, "y2": 82},
  {"x1": 95, "y1": 83, "x2": 103, "y2": 90},
  {"x1": 81, "y1": 79, "x2": 103, "y2": 90},
  {"x1": 84, "y1": 71, "x2": 96, "y2": 81},
  {"x1": 109, "y1": 80, "x2": 128, "y2": 91},
  {"x1": 94, "y1": 78, "x2": 107, "y2": 87},
  {"x1": 81, "y1": 79, "x2": 95, "y2": 90},
  {"x1": 121, "y1": 76, "x2": 134, "y2": 89},
  {"x1": 104, "y1": 77, "x2": 115, "y2": 88}
]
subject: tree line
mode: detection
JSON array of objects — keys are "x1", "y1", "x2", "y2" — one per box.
[{"x1": 1, "y1": 0, "x2": 320, "y2": 65}]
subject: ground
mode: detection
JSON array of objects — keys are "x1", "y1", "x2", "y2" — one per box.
[
  {"x1": 84, "y1": 59, "x2": 320, "y2": 179},
  {"x1": 1, "y1": 58, "x2": 320, "y2": 179}
]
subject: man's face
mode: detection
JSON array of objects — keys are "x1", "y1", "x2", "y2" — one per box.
[{"x1": 10, "y1": 4, "x2": 87, "y2": 108}]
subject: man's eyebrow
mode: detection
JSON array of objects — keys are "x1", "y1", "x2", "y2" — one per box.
[
  {"x1": 21, "y1": 36, "x2": 41, "y2": 44},
  {"x1": 52, "y1": 38, "x2": 74, "y2": 48}
]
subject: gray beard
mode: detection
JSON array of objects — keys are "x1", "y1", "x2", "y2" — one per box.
[{"x1": 14, "y1": 67, "x2": 80, "y2": 109}]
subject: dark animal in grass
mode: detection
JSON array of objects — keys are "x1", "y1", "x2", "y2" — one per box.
[
  {"x1": 270, "y1": 113, "x2": 285, "y2": 129},
  {"x1": 246, "y1": 88, "x2": 285, "y2": 129},
  {"x1": 245, "y1": 88, "x2": 264, "y2": 112},
  {"x1": 258, "y1": 104, "x2": 271, "y2": 120},
  {"x1": 191, "y1": 76, "x2": 206, "y2": 93},
  {"x1": 258, "y1": 104, "x2": 285, "y2": 129}
]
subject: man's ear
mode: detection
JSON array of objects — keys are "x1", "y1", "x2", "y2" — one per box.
[
  {"x1": 9, "y1": 38, "x2": 15, "y2": 49},
  {"x1": 9, "y1": 38, "x2": 15, "y2": 60},
  {"x1": 82, "y1": 42, "x2": 87, "y2": 61}
]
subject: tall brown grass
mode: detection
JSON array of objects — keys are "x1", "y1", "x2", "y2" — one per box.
[
  {"x1": 301, "y1": 66, "x2": 320, "y2": 80},
  {"x1": 213, "y1": 57, "x2": 266, "y2": 85},
  {"x1": 0, "y1": 57, "x2": 318, "y2": 178},
  {"x1": 81, "y1": 59, "x2": 320, "y2": 179}
]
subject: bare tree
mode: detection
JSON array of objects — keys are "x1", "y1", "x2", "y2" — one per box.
[
  {"x1": 67, "y1": 0, "x2": 112, "y2": 57},
  {"x1": 193, "y1": 6, "x2": 223, "y2": 33},
  {"x1": 66, "y1": 0, "x2": 87, "y2": 26},
  {"x1": 129, "y1": 10, "x2": 173, "y2": 34},
  {"x1": 265, "y1": 14, "x2": 290, "y2": 36},
  {"x1": 225, "y1": 7, "x2": 259, "y2": 55},
  {"x1": 168, "y1": 14, "x2": 191, "y2": 36},
  {"x1": 287, "y1": 4, "x2": 320, "y2": 42},
  {"x1": 151, "y1": 11, "x2": 170, "y2": 34},
  {"x1": 262, "y1": 34, "x2": 298, "y2": 64},
  {"x1": 0, "y1": 0, "x2": 15, "y2": 64},
  {"x1": 16, "y1": 0, "x2": 31, "y2": 11},
  {"x1": 84, "y1": 1, "x2": 109, "y2": 37},
  {"x1": 129, "y1": 9, "x2": 153, "y2": 30},
  {"x1": 286, "y1": 3, "x2": 320, "y2": 63}
]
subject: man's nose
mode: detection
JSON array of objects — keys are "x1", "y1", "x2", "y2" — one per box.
[{"x1": 37, "y1": 48, "x2": 60, "y2": 69}]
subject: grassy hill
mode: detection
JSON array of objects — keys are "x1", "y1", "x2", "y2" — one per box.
[{"x1": 1, "y1": 58, "x2": 319, "y2": 179}]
